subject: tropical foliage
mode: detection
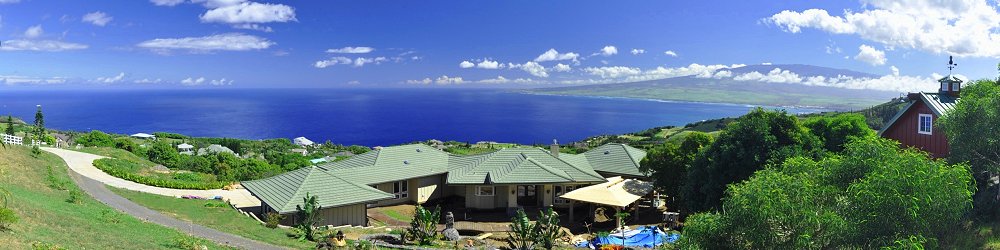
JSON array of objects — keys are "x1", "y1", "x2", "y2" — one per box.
[
  {"x1": 679, "y1": 137, "x2": 974, "y2": 249},
  {"x1": 294, "y1": 193, "x2": 320, "y2": 241},
  {"x1": 939, "y1": 79, "x2": 1000, "y2": 219},
  {"x1": 407, "y1": 205, "x2": 441, "y2": 246}
]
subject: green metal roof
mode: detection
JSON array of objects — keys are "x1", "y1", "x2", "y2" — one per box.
[
  {"x1": 561, "y1": 144, "x2": 648, "y2": 177},
  {"x1": 878, "y1": 92, "x2": 959, "y2": 136},
  {"x1": 244, "y1": 143, "x2": 646, "y2": 210},
  {"x1": 242, "y1": 166, "x2": 393, "y2": 213},
  {"x1": 318, "y1": 144, "x2": 451, "y2": 185},
  {"x1": 447, "y1": 147, "x2": 605, "y2": 184}
]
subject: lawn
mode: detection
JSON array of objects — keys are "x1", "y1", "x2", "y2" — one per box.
[
  {"x1": 0, "y1": 146, "x2": 232, "y2": 249},
  {"x1": 110, "y1": 187, "x2": 315, "y2": 249}
]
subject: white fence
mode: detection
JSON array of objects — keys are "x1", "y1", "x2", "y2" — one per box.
[{"x1": 2, "y1": 134, "x2": 23, "y2": 146}]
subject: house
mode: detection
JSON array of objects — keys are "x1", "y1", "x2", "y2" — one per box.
[
  {"x1": 879, "y1": 74, "x2": 961, "y2": 158},
  {"x1": 197, "y1": 144, "x2": 236, "y2": 156},
  {"x1": 177, "y1": 143, "x2": 194, "y2": 155},
  {"x1": 130, "y1": 133, "x2": 156, "y2": 140},
  {"x1": 293, "y1": 137, "x2": 315, "y2": 147},
  {"x1": 242, "y1": 142, "x2": 647, "y2": 227},
  {"x1": 290, "y1": 148, "x2": 308, "y2": 156}
]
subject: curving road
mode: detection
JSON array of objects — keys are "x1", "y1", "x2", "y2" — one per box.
[{"x1": 44, "y1": 147, "x2": 285, "y2": 250}]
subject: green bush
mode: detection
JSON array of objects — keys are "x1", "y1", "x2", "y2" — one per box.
[
  {"x1": 265, "y1": 212, "x2": 283, "y2": 229},
  {"x1": 66, "y1": 189, "x2": 82, "y2": 204},
  {"x1": 0, "y1": 207, "x2": 17, "y2": 230},
  {"x1": 100, "y1": 209, "x2": 123, "y2": 224},
  {"x1": 30, "y1": 145, "x2": 41, "y2": 158},
  {"x1": 93, "y1": 158, "x2": 225, "y2": 190},
  {"x1": 75, "y1": 130, "x2": 114, "y2": 147},
  {"x1": 408, "y1": 205, "x2": 441, "y2": 246},
  {"x1": 45, "y1": 165, "x2": 69, "y2": 191},
  {"x1": 30, "y1": 241, "x2": 65, "y2": 250}
]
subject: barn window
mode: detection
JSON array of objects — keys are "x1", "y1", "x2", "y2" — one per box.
[
  {"x1": 918, "y1": 114, "x2": 933, "y2": 135},
  {"x1": 393, "y1": 180, "x2": 408, "y2": 199}
]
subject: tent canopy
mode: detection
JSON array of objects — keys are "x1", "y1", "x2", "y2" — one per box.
[{"x1": 559, "y1": 176, "x2": 652, "y2": 207}]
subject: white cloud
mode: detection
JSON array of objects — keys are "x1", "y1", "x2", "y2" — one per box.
[
  {"x1": 553, "y1": 63, "x2": 572, "y2": 72},
  {"x1": 150, "y1": 0, "x2": 185, "y2": 6},
  {"x1": 233, "y1": 23, "x2": 272, "y2": 32},
  {"x1": 477, "y1": 76, "x2": 538, "y2": 84},
  {"x1": 200, "y1": 2, "x2": 296, "y2": 24},
  {"x1": 514, "y1": 61, "x2": 548, "y2": 77},
  {"x1": 313, "y1": 56, "x2": 387, "y2": 68},
  {"x1": 855, "y1": 44, "x2": 887, "y2": 66},
  {"x1": 663, "y1": 50, "x2": 678, "y2": 57},
  {"x1": 534, "y1": 48, "x2": 579, "y2": 62},
  {"x1": 314, "y1": 57, "x2": 351, "y2": 68},
  {"x1": 435, "y1": 75, "x2": 464, "y2": 84},
  {"x1": 0, "y1": 0, "x2": 20, "y2": 3},
  {"x1": 82, "y1": 12, "x2": 113, "y2": 26},
  {"x1": 24, "y1": 25, "x2": 43, "y2": 38},
  {"x1": 584, "y1": 66, "x2": 642, "y2": 78},
  {"x1": 630, "y1": 49, "x2": 645, "y2": 55},
  {"x1": 326, "y1": 46, "x2": 374, "y2": 54},
  {"x1": 476, "y1": 59, "x2": 501, "y2": 69},
  {"x1": 732, "y1": 68, "x2": 803, "y2": 83},
  {"x1": 890, "y1": 65, "x2": 900, "y2": 76},
  {"x1": 0, "y1": 39, "x2": 88, "y2": 51},
  {"x1": 95, "y1": 72, "x2": 126, "y2": 83},
  {"x1": 0, "y1": 75, "x2": 67, "y2": 85},
  {"x1": 459, "y1": 61, "x2": 475, "y2": 68},
  {"x1": 624, "y1": 63, "x2": 744, "y2": 82},
  {"x1": 767, "y1": 1, "x2": 1000, "y2": 57},
  {"x1": 134, "y1": 78, "x2": 162, "y2": 84},
  {"x1": 181, "y1": 77, "x2": 206, "y2": 86},
  {"x1": 353, "y1": 57, "x2": 386, "y2": 67},
  {"x1": 136, "y1": 33, "x2": 274, "y2": 52},
  {"x1": 406, "y1": 78, "x2": 432, "y2": 84},
  {"x1": 599, "y1": 45, "x2": 618, "y2": 56},
  {"x1": 210, "y1": 78, "x2": 233, "y2": 85}
]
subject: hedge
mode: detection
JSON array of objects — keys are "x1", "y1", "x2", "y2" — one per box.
[{"x1": 93, "y1": 158, "x2": 226, "y2": 190}]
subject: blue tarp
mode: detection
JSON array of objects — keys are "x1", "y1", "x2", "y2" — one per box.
[{"x1": 576, "y1": 226, "x2": 679, "y2": 248}]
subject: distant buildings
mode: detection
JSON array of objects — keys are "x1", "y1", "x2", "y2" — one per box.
[
  {"x1": 130, "y1": 133, "x2": 156, "y2": 140},
  {"x1": 197, "y1": 144, "x2": 236, "y2": 156},
  {"x1": 177, "y1": 143, "x2": 194, "y2": 155}
]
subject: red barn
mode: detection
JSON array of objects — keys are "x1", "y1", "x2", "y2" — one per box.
[{"x1": 879, "y1": 75, "x2": 961, "y2": 158}]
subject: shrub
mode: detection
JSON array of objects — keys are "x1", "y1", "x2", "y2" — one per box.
[
  {"x1": 295, "y1": 193, "x2": 320, "y2": 241},
  {"x1": 203, "y1": 201, "x2": 228, "y2": 208},
  {"x1": 93, "y1": 158, "x2": 225, "y2": 190},
  {"x1": 408, "y1": 205, "x2": 441, "y2": 246},
  {"x1": 172, "y1": 235, "x2": 209, "y2": 250},
  {"x1": 0, "y1": 207, "x2": 18, "y2": 230},
  {"x1": 535, "y1": 208, "x2": 562, "y2": 249},
  {"x1": 45, "y1": 165, "x2": 68, "y2": 191},
  {"x1": 100, "y1": 209, "x2": 122, "y2": 224},
  {"x1": 75, "y1": 130, "x2": 114, "y2": 147},
  {"x1": 30, "y1": 241, "x2": 65, "y2": 250},
  {"x1": 265, "y1": 212, "x2": 283, "y2": 229},
  {"x1": 30, "y1": 145, "x2": 41, "y2": 158},
  {"x1": 66, "y1": 189, "x2": 82, "y2": 204}
]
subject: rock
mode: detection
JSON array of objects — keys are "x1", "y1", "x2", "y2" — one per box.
[{"x1": 442, "y1": 228, "x2": 461, "y2": 241}]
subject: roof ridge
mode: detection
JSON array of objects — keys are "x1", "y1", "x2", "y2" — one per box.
[
  {"x1": 285, "y1": 166, "x2": 320, "y2": 211},
  {"x1": 523, "y1": 157, "x2": 572, "y2": 181},
  {"x1": 619, "y1": 144, "x2": 642, "y2": 168},
  {"x1": 538, "y1": 147, "x2": 604, "y2": 180}
]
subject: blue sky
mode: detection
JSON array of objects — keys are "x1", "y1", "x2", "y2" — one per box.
[{"x1": 1, "y1": 0, "x2": 998, "y2": 91}]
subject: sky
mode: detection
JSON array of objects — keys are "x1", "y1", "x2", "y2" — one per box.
[{"x1": 1, "y1": 0, "x2": 999, "y2": 91}]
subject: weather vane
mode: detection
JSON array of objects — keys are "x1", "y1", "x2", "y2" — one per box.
[{"x1": 948, "y1": 56, "x2": 958, "y2": 74}]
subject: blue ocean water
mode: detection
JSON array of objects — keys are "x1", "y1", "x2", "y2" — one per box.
[{"x1": 0, "y1": 88, "x2": 820, "y2": 146}]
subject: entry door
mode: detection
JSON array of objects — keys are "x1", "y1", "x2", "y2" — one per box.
[{"x1": 517, "y1": 185, "x2": 538, "y2": 206}]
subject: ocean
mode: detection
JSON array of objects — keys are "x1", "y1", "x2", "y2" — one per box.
[{"x1": 0, "y1": 88, "x2": 821, "y2": 146}]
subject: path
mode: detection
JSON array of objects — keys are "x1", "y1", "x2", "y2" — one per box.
[
  {"x1": 42, "y1": 147, "x2": 260, "y2": 208},
  {"x1": 62, "y1": 159, "x2": 285, "y2": 249}
]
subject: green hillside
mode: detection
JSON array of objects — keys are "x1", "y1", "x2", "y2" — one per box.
[{"x1": 0, "y1": 146, "x2": 230, "y2": 249}]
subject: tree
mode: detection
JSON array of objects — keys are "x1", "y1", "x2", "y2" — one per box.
[
  {"x1": 534, "y1": 208, "x2": 562, "y2": 250},
  {"x1": 640, "y1": 132, "x2": 713, "y2": 210},
  {"x1": 33, "y1": 105, "x2": 44, "y2": 139},
  {"x1": 680, "y1": 137, "x2": 974, "y2": 249},
  {"x1": 803, "y1": 113, "x2": 875, "y2": 152},
  {"x1": 938, "y1": 79, "x2": 1000, "y2": 219},
  {"x1": 75, "y1": 130, "x2": 114, "y2": 147},
  {"x1": 4, "y1": 115, "x2": 13, "y2": 135},
  {"x1": 507, "y1": 209, "x2": 536, "y2": 250},
  {"x1": 294, "y1": 193, "x2": 320, "y2": 241},
  {"x1": 682, "y1": 108, "x2": 821, "y2": 213},
  {"x1": 145, "y1": 141, "x2": 181, "y2": 168}
]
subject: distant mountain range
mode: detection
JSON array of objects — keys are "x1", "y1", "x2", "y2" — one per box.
[{"x1": 525, "y1": 64, "x2": 900, "y2": 110}]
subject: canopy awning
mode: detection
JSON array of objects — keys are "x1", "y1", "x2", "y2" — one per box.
[{"x1": 559, "y1": 176, "x2": 653, "y2": 207}]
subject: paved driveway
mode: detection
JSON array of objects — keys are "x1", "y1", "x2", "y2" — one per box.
[
  {"x1": 44, "y1": 147, "x2": 285, "y2": 249},
  {"x1": 42, "y1": 147, "x2": 261, "y2": 208}
]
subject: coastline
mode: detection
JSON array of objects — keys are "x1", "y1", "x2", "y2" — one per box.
[{"x1": 515, "y1": 90, "x2": 833, "y2": 113}]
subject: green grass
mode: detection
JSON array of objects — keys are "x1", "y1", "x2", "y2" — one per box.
[
  {"x1": 110, "y1": 187, "x2": 315, "y2": 249},
  {"x1": 75, "y1": 146, "x2": 157, "y2": 166},
  {"x1": 0, "y1": 146, "x2": 232, "y2": 249},
  {"x1": 94, "y1": 158, "x2": 225, "y2": 190},
  {"x1": 382, "y1": 209, "x2": 413, "y2": 223}
]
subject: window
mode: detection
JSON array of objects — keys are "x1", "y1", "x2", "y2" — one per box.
[
  {"x1": 941, "y1": 82, "x2": 948, "y2": 91},
  {"x1": 554, "y1": 185, "x2": 578, "y2": 205},
  {"x1": 476, "y1": 186, "x2": 495, "y2": 196},
  {"x1": 953, "y1": 83, "x2": 961, "y2": 91},
  {"x1": 392, "y1": 180, "x2": 408, "y2": 199},
  {"x1": 918, "y1": 114, "x2": 933, "y2": 135}
]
